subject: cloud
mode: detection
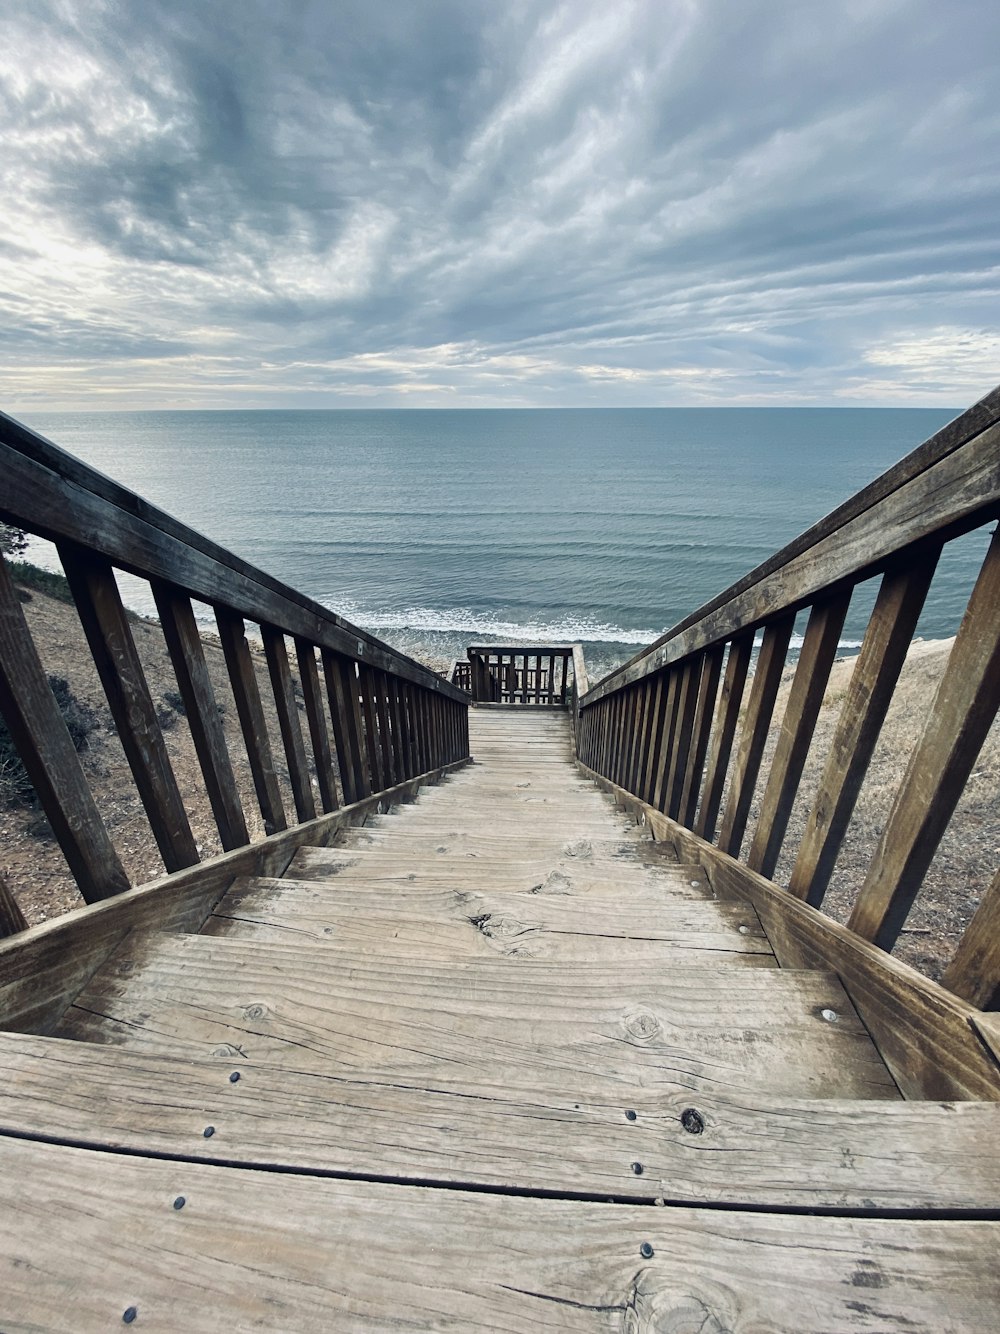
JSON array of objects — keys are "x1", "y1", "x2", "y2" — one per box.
[{"x1": 0, "y1": 0, "x2": 998, "y2": 407}]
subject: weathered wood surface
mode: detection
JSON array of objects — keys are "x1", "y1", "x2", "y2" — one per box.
[
  {"x1": 585, "y1": 388, "x2": 1000, "y2": 702},
  {"x1": 58, "y1": 933, "x2": 895, "y2": 1098},
  {"x1": 3, "y1": 1032, "x2": 999, "y2": 1211},
  {"x1": 0, "y1": 409, "x2": 466, "y2": 700},
  {"x1": 2, "y1": 1137, "x2": 998, "y2": 1333},
  {"x1": 0, "y1": 760, "x2": 470, "y2": 1034},
  {"x1": 943, "y1": 867, "x2": 1000, "y2": 1008},
  {"x1": 206, "y1": 875, "x2": 775, "y2": 962},
  {"x1": 578, "y1": 761, "x2": 1000, "y2": 1101}
]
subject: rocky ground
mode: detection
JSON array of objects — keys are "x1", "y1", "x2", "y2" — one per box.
[{"x1": 2, "y1": 581, "x2": 996, "y2": 984}]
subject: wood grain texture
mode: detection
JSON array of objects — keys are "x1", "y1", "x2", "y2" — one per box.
[
  {"x1": 4, "y1": 1032, "x2": 1000, "y2": 1211},
  {"x1": 0, "y1": 759, "x2": 470, "y2": 1034},
  {"x1": 1, "y1": 1136, "x2": 998, "y2": 1332},
  {"x1": 943, "y1": 867, "x2": 1000, "y2": 1008},
  {"x1": 294, "y1": 637, "x2": 339, "y2": 812},
  {"x1": 0, "y1": 552, "x2": 130, "y2": 903},
  {"x1": 578, "y1": 760, "x2": 1000, "y2": 1101},
  {"x1": 205, "y1": 875, "x2": 774, "y2": 962},
  {"x1": 694, "y1": 632, "x2": 752, "y2": 841},
  {"x1": 58, "y1": 932, "x2": 896, "y2": 1099}
]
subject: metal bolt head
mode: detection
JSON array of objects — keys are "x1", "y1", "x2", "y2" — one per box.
[
  {"x1": 639, "y1": 1242, "x2": 654, "y2": 1259},
  {"x1": 172, "y1": 1196, "x2": 186, "y2": 1211},
  {"x1": 680, "y1": 1108, "x2": 705, "y2": 1135},
  {"x1": 229, "y1": 1071, "x2": 241, "y2": 1083},
  {"x1": 820, "y1": 1008, "x2": 839, "y2": 1024},
  {"x1": 630, "y1": 1161, "x2": 644, "y2": 1176},
  {"x1": 689, "y1": 880, "x2": 700, "y2": 888},
  {"x1": 122, "y1": 1307, "x2": 137, "y2": 1325},
  {"x1": 624, "y1": 1109, "x2": 637, "y2": 1122},
  {"x1": 203, "y1": 1126, "x2": 215, "y2": 1138},
  {"x1": 738, "y1": 925, "x2": 750, "y2": 934}
]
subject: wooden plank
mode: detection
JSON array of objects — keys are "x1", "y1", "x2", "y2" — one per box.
[
  {"x1": 0, "y1": 552, "x2": 130, "y2": 903},
  {"x1": 849, "y1": 531, "x2": 1000, "y2": 949},
  {"x1": 261, "y1": 625, "x2": 316, "y2": 824},
  {"x1": 585, "y1": 403, "x2": 1000, "y2": 704},
  {"x1": 59, "y1": 933, "x2": 897, "y2": 1099},
  {"x1": 3, "y1": 1137, "x2": 998, "y2": 1333},
  {"x1": 206, "y1": 875, "x2": 775, "y2": 962},
  {"x1": 58, "y1": 543, "x2": 199, "y2": 872},
  {"x1": 0, "y1": 410, "x2": 466, "y2": 700},
  {"x1": 678, "y1": 644, "x2": 724, "y2": 827},
  {"x1": 787, "y1": 554, "x2": 939, "y2": 906},
  {"x1": 579, "y1": 760, "x2": 1000, "y2": 1101},
  {"x1": 0, "y1": 759, "x2": 470, "y2": 1034},
  {"x1": 5, "y1": 1033, "x2": 1000, "y2": 1211},
  {"x1": 694, "y1": 632, "x2": 752, "y2": 841},
  {"x1": 293, "y1": 638, "x2": 339, "y2": 812},
  {"x1": 214, "y1": 609, "x2": 286, "y2": 835},
  {"x1": 747, "y1": 591, "x2": 851, "y2": 877},
  {"x1": 152, "y1": 581, "x2": 249, "y2": 851},
  {"x1": 943, "y1": 868, "x2": 1000, "y2": 1009},
  {"x1": 716, "y1": 615, "x2": 795, "y2": 857}
]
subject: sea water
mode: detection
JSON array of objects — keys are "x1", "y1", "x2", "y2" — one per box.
[{"x1": 20, "y1": 407, "x2": 986, "y2": 680}]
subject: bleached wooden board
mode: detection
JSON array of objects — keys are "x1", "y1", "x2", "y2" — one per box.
[
  {"x1": 1, "y1": 1033, "x2": 994, "y2": 1209},
  {"x1": 1, "y1": 1136, "x2": 996, "y2": 1332},
  {"x1": 205, "y1": 875, "x2": 775, "y2": 962},
  {"x1": 58, "y1": 933, "x2": 896, "y2": 1098}
]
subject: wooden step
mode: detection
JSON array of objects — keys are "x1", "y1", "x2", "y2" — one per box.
[
  {"x1": 203, "y1": 875, "x2": 776, "y2": 963},
  {"x1": 3, "y1": 1032, "x2": 997, "y2": 1211},
  {"x1": 282, "y1": 850, "x2": 711, "y2": 898},
  {"x1": 2, "y1": 1136, "x2": 996, "y2": 1332},
  {"x1": 56, "y1": 933, "x2": 898, "y2": 1099}
]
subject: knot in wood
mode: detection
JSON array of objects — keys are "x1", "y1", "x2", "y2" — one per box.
[
  {"x1": 242, "y1": 1002, "x2": 268, "y2": 1021},
  {"x1": 623, "y1": 1010, "x2": 662, "y2": 1043}
]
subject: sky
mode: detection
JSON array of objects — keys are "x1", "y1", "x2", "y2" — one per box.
[{"x1": 1, "y1": 0, "x2": 998, "y2": 410}]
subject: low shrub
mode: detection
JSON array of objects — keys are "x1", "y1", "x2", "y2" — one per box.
[{"x1": 0, "y1": 676, "x2": 100, "y2": 809}]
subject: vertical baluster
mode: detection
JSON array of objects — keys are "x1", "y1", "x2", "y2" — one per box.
[
  {"x1": 558, "y1": 653, "x2": 568, "y2": 704},
  {"x1": 638, "y1": 672, "x2": 667, "y2": 807},
  {"x1": 294, "y1": 638, "x2": 339, "y2": 812},
  {"x1": 848, "y1": 532, "x2": 1000, "y2": 949},
  {"x1": 630, "y1": 678, "x2": 654, "y2": 796},
  {"x1": 547, "y1": 654, "x2": 556, "y2": 704},
  {"x1": 153, "y1": 581, "x2": 249, "y2": 850},
  {"x1": 0, "y1": 552, "x2": 130, "y2": 901},
  {"x1": 357, "y1": 665, "x2": 385, "y2": 792},
  {"x1": 59, "y1": 545, "x2": 199, "y2": 871},
  {"x1": 678, "y1": 644, "x2": 724, "y2": 828},
  {"x1": 695, "y1": 632, "x2": 753, "y2": 841},
  {"x1": 652, "y1": 671, "x2": 681, "y2": 811},
  {"x1": 261, "y1": 625, "x2": 317, "y2": 824},
  {"x1": 665, "y1": 658, "x2": 700, "y2": 819},
  {"x1": 716, "y1": 615, "x2": 795, "y2": 857},
  {"x1": 788, "y1": 553, "x2": 939, "y2": 907},
  {"x1": 215, "y1": 609, "x2": 287, "y2": 835},
  {"x1": 386, "y1": 675, "x2": 409, "y2": 780},
  {"x1": 943, "y1": 868, "x2": 1000, "y2": 1008},
  {"x1": 747, "y1": 592, "x2": 850, "y2": 877},
  {"x1": 322, "y1": 650, "x2": 370, "y2": 803}
]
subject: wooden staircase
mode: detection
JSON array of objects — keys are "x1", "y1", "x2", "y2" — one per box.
[{"x1": 2, "y1": 709, "x2": 998, "y2": 1330}]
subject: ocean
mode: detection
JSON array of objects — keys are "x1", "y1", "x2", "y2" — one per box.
[{"x1": 20, "y1": 407, "x2": 986, "y2": 681}]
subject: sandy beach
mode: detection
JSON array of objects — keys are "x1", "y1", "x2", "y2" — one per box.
[{"x1": 2, "y1": 580, "x2": 995, "y2": 983}]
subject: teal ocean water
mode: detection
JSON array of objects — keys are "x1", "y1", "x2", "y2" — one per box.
[{"x1": 21, "y1": 408, "x2": 986, "y2": 680}]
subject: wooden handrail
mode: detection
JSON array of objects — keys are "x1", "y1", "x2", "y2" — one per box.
[
  {"x1": 576, "y1": 383, "x2": 1000, "y2": 1040},
  {"x1": 460, "y1": 645, "x2": 578, "y2": 705},
  {"x1": 0, "y1": 412, "x2": 470, "y2": 916}
]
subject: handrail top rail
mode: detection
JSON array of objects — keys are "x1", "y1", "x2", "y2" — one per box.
[
  {"x1": 582, "y1": 383, "x2": 1000, "y2": 706},
  {"x1": 467, "y1": 643, "x2": 577, "y2": 654},
  {"x1": 0, "y1": 409, "x2": 465, "y2": 701}
]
